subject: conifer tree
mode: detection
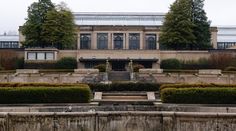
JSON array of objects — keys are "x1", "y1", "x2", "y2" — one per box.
[
  {"x1": 159, "y1": 0, "x2": 211, "y2": 50},
  {"x1": 192, "y1": 0, "x2": 212, "y2": 49}
]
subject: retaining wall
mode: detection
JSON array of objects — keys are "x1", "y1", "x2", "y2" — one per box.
[{"x1": 0, "y1": 112, "x2": 235, "y2": 131}]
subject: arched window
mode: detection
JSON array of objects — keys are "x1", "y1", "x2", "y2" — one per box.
[
  {"x1": 114, "y1": 33, "x2": 123, "y2": 49},
  {"x1": 97, "y1": 33, "x2": 108, "y2": 49},
  {"x1": 129, "y1": 33, "x2": 140, "y2": 50},
  {"x1": 80, "y1": 34, "x2": 91, "y2": 49},
  {"x1": 146, "y1": 34, "x2": 156, "y2": 50}
]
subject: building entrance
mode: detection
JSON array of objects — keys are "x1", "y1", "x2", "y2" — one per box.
[{"x1": 112, "y1": 61, "x2": 126, "y2": 71}]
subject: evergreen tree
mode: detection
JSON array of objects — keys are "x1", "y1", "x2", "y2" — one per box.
[
  {"x1": 159, "y1": 0, "x2": 196, "y2": 50},
  {"x1": 21, "y1": 0, "x2": 54, "y2": 47},
  {"x1": 159, "y1": 0, "x2": 211, "y2": 50},
  {"x1": 42, "y1": 3, "x2": 77, "y2": 49},
  {"x1": 192, "y1": 0, "x2": 212, "y2": 49}
]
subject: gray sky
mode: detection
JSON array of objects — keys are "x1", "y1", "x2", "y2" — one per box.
[{"x1": 0, "y1": 0, "x2": 235, "y2": 34}]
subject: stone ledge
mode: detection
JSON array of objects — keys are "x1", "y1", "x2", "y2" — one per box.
[
  {"x1": 139, "y1": 69, "x2": 163, "y2": 73},
  {"x1": 74, "y1": 69, "x2": 99, "y2": 74},
  {"x1": 198, "y1": 69, "x2": 222, "y2": 75},
  {"x1": 16, "y1": 69, "x2": 39, "y2": 74}
]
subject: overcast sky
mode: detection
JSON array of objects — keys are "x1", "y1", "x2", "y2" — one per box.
[{"x1": 0, "y1": 0, "x2": 235, "y2": 34}]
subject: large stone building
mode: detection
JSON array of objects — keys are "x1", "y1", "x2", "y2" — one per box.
[
  {"x1": 74, "y1": 12, "x2": 217, "y2": 70},
  {"x1": 22, "y1": 12, "x2": 220, "y2": 70}
]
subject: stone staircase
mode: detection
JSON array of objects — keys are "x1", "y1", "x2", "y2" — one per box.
[
  {"x1": 108, "y1": 71, "x2": 131, "y2": 81},
  {"x1": 92, "y1": 92, "x2": 161, "y2": 105}
]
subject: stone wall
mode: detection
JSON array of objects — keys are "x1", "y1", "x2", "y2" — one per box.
[
  {"x1": 0, "y1": 112, "x2": 236, "y2": 131},
  {"x1": 0, "y1": 73, "x2": 104, "y2": 84},
  {"x1": 1, "y1": 72, "x2": 236, "y2": 84},
  {"x1": 137, "y1": 73, "x2": 236, "y2": 84}
]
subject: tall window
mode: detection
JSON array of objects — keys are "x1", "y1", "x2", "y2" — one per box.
[
  {"x1": 145, "y1": 34, "x2": 156, "y2": 50},
  {"x1": 114, "y1": 33, "x2": 123, "y2": 49},
  {"x1": 80, "y1": 34, "x2": 91, "y2": 49},
  {"x1": 97, "y1": 33, "x2": 108, "y2": 49},
  {"x1": 129, "y1": 33, "x2": 140, "y2": 50}
]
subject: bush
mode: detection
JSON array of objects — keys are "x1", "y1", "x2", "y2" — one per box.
[
  {"x1": 209, "y1": 53, "x2": 233, "y2": 69},
  {"x1": 56, "y1": 57, "x2": 77, "y2": 69},
  {"x1": 0, "y1": 50, "x2": 22, "y2": 70},
  {"x1": 89, "y1": 83, "x2": 161, "y2": 92},
  {"x1": 160, "y1": 83, "x2": 236, "y2": 90},
  {"x1": 161, "y1": 87, "x2": 236, "y2": 104},
  {"x1": 181, "y1": 58, "x2": 210, "y2": 70},
  {"x1": 24, "y1": 61, "x2": 56, "y2": 69},
  {"x1": 133, "y1": 64, "x2": 144, "y2": 72},
  {"x1": 94, "y1": 64, "x2": 106, "y2": 72},
  {"x1": 161, "y1": 59, "x2": 181, "y2": 69},
  {"x1": 224, "y1": 66, "x2": 236, "y2": 71},
  {"x1": 0, "y1": 83, "x2": 87, "y2": 87},
  {"x1": 0, "y1": 84, "x2": 91, "y2": 104}
]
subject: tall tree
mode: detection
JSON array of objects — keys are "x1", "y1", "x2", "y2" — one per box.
[
  {"x1": 159, "y1": 0, "x2": 196, "y2": 50},
  {"x1": 21, "y1": 0, "x2": 54, "y2": 47},
  {"x1": 192, "y1": 0, "x2": 212, "y2": 49},
  {"x1": 42, "y1": 3, "x2": 77, "y2": 49},
  {"x1": 159, "y1": 0, "x2": 211, "y2": 50}
]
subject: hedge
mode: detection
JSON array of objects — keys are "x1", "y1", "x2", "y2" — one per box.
[
  {"x1": 161, "y1": 87, "x2": 236, "y2": 104},
  {"x1": 0, "y1": 83, "x2": 86, "y2": 87},
  {"x1": 160, "y1": 83, "x2": 236, "y2": 90},
  {"x1": 89, "y1": 83, "x2": 161, "y2": 92},
  {"x1": 0, "y1": 84, "x2": 91, "y2": 104}
]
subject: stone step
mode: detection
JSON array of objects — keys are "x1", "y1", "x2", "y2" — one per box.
[{"x1": 102, "y1": 95, "x2": 147, "y2": 100}]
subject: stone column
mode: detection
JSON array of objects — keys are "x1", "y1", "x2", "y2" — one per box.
[
  {"x1": 111, "y1": 33, "x2": 114, "y2": 49},
  {"x1": 91, "y1": 32, "x2": 97, "y2": 49},
  {"x1": 123, "y1": 33, "x2": 126, "y2": 49},
  {"x1": 156, "y1": 33, "x2": 160, "y2": 50},
  {"x1": 77, "y1": 34, "x2": 80, "y2": 49},
  {"x1": 108, "y1": 33, "x2": 112, "y2": 49},
  {"x1": 126, "y1": 32, "x2": 129, "y2": 49},
  {"x1": 140, "y1": 32, "x2": 144, "y2": 49}
]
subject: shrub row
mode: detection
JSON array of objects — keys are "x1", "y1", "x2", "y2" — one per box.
[
  {"x1": 24, "y1": 57, "x2": 77, "y2": 69},
  {"x1": 0, "y1": 85, "x2": 91, "y2": 104},
  {"x1": 160, "y1": 83, "x2": 236, "y2": 90},
  {"x1": 161, "y1": 87, "x2": 236, "y2": 104},
  {"x1": 0, "y1": 83, "x2": 87, "y2": 87},
  {"x1": 89, "y1": 83, "x2": 161, "y2": 92}
]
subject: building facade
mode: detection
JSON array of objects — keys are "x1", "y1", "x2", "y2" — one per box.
[
  {"x1": 75, "y1": 12, "x2": 217, "y2": 70},
  {"x1": 217, "y1": 26, "x2": 236, "y2": 49},
  {"x1": 0, "y1": 35, "x2": 19, "y2": 48}
]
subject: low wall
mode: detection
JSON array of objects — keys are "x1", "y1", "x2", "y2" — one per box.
[
  {"x1": 0, "y1": 72, "x2": 236, "y2": 84},
  {"x1": 0, "y1": 112, "x2": 236, "y2": 131},
  {"x1": 137, "y1": 73, "x2": 236, "y2": 84},
  {"x1": 0, "y1": 73, "x2": 104, "y2": 84}
]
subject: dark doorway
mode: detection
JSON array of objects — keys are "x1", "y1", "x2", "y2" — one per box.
[{"x1": 112, "y1": 61, "x2": 126, "y2": 71}]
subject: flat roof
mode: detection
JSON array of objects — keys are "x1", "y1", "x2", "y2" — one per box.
[
  {"x1": 0, "y1": 35, "x2": 19, "y2": 42},
  {"x1": 74, "y1": 12, "x2": 165, "y2": 26}
]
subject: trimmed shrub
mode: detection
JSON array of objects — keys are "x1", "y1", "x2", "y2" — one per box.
[
  {"x1": 161, "y1": 59, "x2": 181, "y2": 69},
  {"x1": 89, "y1": 83, "x2": 161, "y2": 92},
  {"x1": 133, "y1": 64, "x2": 144, "y2": 72},
  {"x1": 56, "y1": 57, "x2": 77, "y2": 69},
  {"x1": 94, "y1": 64, "x2": 106, "y2": 72},
  {"x1": 161, "y1": 87, "x2": 236, "y2": 104},
  {"x1": 0, "y1": 84, "x2": 91, "y2": 104},
  {"x1": 24, "y1": 61, "x2": 56, "y2": 69},
  {"x1": 160, "y1": 83, "x2": 236, "y2": 90},
  {"x1": 181, "y1": 58, "x2": 211, "y2": 70},
  {"x1": 0, "y1": 83, "x2": 83, "y2": 87}
]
